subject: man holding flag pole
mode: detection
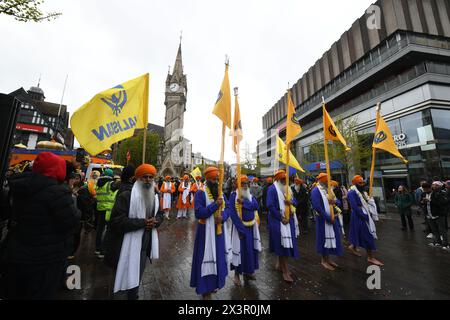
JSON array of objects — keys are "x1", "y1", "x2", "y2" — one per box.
[
  {"x1": 310, "y1": 98, "x2": 348, "y2": 271},
  {"x1": 190, "y1": 59, "x2": 232, "y2": 299},
  {"x1": 228, "y1": 87, "x2": 261, "y2": 287},
  {"x1": 266, "y1": 89, "x2": 300, "y2": 283}
]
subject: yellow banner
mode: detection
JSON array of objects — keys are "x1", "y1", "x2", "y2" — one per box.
[
  {"x1": 190, "y1": 167, "x2": 202, "y2": 179},
  {"x1": 212, "y1": 65, "x2": 232, "y2": 128},
  {"x1": 286, "y1": 90, "x2": 302, "y2": 145},
  {"x1": 373, "y1": 111, "x2": 408, "y2": 164},
  {"x1": 276, "y1": 135, "x2": 305, "y2": 173},
  {"x1": 70, "y1": 74, "x2": 149, "y2": 156},
  {"x1": 231, "y1": 94, "x2": 243, "y2": 153},
  {"x1": 323, "y1": 105, "x2": 350, "y2": 151}
]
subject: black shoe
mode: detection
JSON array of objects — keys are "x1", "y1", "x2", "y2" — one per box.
[{"x1": 401, "y1": 228, "x2": 407, "y2": 231}]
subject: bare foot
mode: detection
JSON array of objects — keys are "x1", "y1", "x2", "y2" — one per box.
[
  {"x1": 202, "y1": 293, "x2": 212, "y2": 300},
  {"x1": 233, "y1": 276, "x2": 242, "y2": 287},
  {"x1": 348, "y1": 246, "x2": 362, "y2": 257},
  {"x1": 321, "y1": 262, "x2": 335, "y2": 271},
  {"x1": 282, "y1": 273, "x2": 294, "y2": 283},
  {"x1": 328, "y1": 260, "x2": 339, "y2": 268},
  {"x1": 275, "y1": 263, "x2": 281, "y2": 272},
  {"x1": 368, "y1": 258, "x2": 384, "y2": 266},
  {"x1": 244, "y1": 273, "x2": 256, "y2": 281}
]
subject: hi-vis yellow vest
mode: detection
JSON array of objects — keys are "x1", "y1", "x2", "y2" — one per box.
[{"x1": 96, "y1": 181, "x2": 117, "y2": 212}]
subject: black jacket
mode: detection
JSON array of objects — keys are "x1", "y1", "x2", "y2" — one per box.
[
  {"x1": 291, "y1": 185, "x2": 309, "y2": 211},
  {"x1": 431, "y1": 189, "x2": 448, "y2": 217},
  {"x1": 103, "y1": 182, "x2": 163, "y2": 269},
  {"x1": 4, "y1": 172, "x2": 79, "y2": 264}
]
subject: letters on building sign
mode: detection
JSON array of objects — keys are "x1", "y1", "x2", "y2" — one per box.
[{"x1": 393, "y1": 133, "x2": 407, "y2": 148}]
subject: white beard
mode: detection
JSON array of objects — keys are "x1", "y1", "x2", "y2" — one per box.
[
  {"x1": 294, "y1": 185, "x2": 300, "y2": 192},
  {"x1": 241, "y1": 188, "x2": 252, "y2": 201},
  {"x1": 275, "y1": 181, "x2": 285, "y2": 191},
  {"x1": 136, "y1": 180, "x2": 156, "y2": 218}
]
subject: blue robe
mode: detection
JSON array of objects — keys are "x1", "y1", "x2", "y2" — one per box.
[
  {"x1": 348, "y1": 189, "x2": 376, "y2": 250},
  {"x1": 190, "y1": 190, "x2": 230, "y2": 295},
  {"x1": 310, "y1": 187, "x2": 343, "y2": 256},
  {"x1": 228, "y1": 191, "x2": 260, "y2": 275},
  {"x1": 266, "y1": 184, "x2": 299, "y2": 258}
]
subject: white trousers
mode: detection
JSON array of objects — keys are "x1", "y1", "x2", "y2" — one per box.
[{"x1": 177, "y1": 209, "x2": 187, "y2": 218}]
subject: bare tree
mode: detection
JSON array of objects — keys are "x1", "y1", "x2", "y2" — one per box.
[{"x1": 0, "y1": 0, "x2": 61, "y2": 22}]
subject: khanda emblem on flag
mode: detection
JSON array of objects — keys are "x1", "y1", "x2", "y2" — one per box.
[
  {"x1": 216, "y1": 90, "x2": 224, "y2": 104},
  {"x1": 374, "y1": 131, "x2": 387, "y2": 144},
  {"x1": 328, "y1": 125, "x2": 337, "y2": 137},
  {"x1": 101, "y1": 85, "x2": 128, "y2": 117}
]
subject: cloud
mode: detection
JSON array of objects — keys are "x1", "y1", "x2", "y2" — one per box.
[{"x1": 0, "y1": 0, "x2": 375, "y2": 163}]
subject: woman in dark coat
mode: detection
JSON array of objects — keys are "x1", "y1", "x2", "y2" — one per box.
[{"x1": 394, "y1": 185, "x2": 414, "y2": 231}]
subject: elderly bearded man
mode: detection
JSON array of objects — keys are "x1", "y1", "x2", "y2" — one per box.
[
  {"x1": 228, "y1": 175, "x2": 261, "y2": 287},
  {"x1": 104, "y1": 164, "x2": 164, "y2": 300},
  {"x1": 347, "y1": 175, "x2": 383, "y2": 266},
  {"x1": 190, "y1": 167, "x2": 231, "y2": 299},
  {"x1": 266, "y1": 170, "x2": 299, "y2": 283},
  {"x1": 310, "y1": 173, "x2": 343, "y2": 271}
]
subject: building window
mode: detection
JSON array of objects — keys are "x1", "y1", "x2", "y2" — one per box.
[{"x1": 431, "y1": 109, "x2": 450, "y2": 140}]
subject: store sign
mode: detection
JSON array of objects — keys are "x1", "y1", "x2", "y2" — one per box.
[
  {"x1": 16, "y1": 123, "x2": 45, "y2": 133},
  {"x1": 393, "y1": 133, "x2": 407, "y2": 148}
]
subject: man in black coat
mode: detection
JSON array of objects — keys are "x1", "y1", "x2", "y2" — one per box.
[
  {"x1": 291, "y1": 178, "x2": 310, "y2": 233},
  {"x1": 0, "y1": 152, "x2": 79, "y2": 300},
  {"x1": 428, "y1": 181, "x2": 449, "y2": 249},
  {"x1": 103, "y1": 164, "x2": 164, "y2": 300}
]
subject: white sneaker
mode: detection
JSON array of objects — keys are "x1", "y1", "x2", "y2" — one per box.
[
  {"x1": 428, "y1": 243, "x2": 436, "y2": 247},
  {"x1": 442, "y1": 246, "x2": 450, "y2": 251},
  {"x1": 426, "y1": 233, "x2": 434, "y2": 239}
]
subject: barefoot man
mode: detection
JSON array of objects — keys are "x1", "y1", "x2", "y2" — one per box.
[
  {"x1": 228, "y1": 175, "x2": 261, "y2": 286},
  {"x1": 348, "y1": 175, "x2": 383, "y2": 266},
  {"x1": 266, "y1": 170, "x2": 299, "y2": 283},
  {"x1": 310, "y1": 173, "x2": 343, "y2": 271},
  {"x1": 190, "y1": 167, "x2": 230, "y2": 299}
]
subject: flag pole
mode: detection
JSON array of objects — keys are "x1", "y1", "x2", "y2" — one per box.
[
  {"x1": 234, "y1": 88, "x2": 242, "y2": 213},
  {"x1": 284, "y1": 89, "x2": 292, "y2": 220},
  {"x1": 369, "y1": 102, "x2": 381, "y2": 197},
  {"x1": 142, "y1": 74, "x2": 149, "y2": 164},
  {"x1": 322, "y1": 97, "x2": 335, "y2": 222}
]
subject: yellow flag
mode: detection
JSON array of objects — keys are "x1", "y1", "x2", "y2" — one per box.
[
  {"x1": 70, "y1": 74, "x2": 149, "y2": 156},
  {"x1": 190, "y1": 167, "x2": 202, "y2": 179},
  {"x1": 373, "y1": 111, "x2": 408, "y2": 164},
  {"x1": 286, "y1": 90, "x2": 302, "y2": 145},
  {"x1": 231, "y1": 94, "x2": 243, "y2": 153},
  {"x1": 323, "y1": 104, "x2": 350, "y2": 151},
  {"x1": 276, "y1": 135, "x2": 305, "y2": 173},
  {"x1": 212, "y1": 64, "x2": 232, "y2": 128}
]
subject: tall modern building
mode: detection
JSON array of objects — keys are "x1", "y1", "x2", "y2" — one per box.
[{"x1": 258, "y1": 0, "x2": 450, "y2": 210}]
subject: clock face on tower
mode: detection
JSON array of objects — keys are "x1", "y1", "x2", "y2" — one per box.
[{"x1": 169, "y1": 83, "x2": 180, "y2": 92}]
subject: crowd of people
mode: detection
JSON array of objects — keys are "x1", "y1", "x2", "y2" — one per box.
[{"x1": 0, "y1": 152, "x2": 449, "y2": 300}]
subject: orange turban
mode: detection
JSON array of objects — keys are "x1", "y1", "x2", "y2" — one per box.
[
  {"x1": 183, "y1": 174, "x2": 189, "y2": 181},
  {"x1": 352, "y1": 175, "x2": 364, "y2": 185},
  {"x1": 294, "y1": 178, "x2": 303, "y2": 185},
  {"x1": 135, "y1": 164, "x2": 157, "y2": 178},
  {"x1": 266, "y1": 177, "x2": 273, "y2": 184},
  {"x1": 204, "y1": 166, "x2": 219, "y2": 180},
  {"x1": 195, "y1": 176, "x2": 202, "y2": 180},
  {"x1": 241, "y1": 175, "x2": 249, "y2": 183},
  {"x1": 252, "y1": 177, "x2": 259, "y2": 183},
  {"x1": 274, "y1": 170, "x2": 286, "y2": 181},
  {"x1": 165, "y1": 175, "x2": 171, "y2": 181},
  {"x1": 317, "y1": 173, "x2": 328, "y2": 183}
]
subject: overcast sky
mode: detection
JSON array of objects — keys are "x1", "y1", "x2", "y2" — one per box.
[{"x1": 0, "y1": 0, "x2": 375, "y2": 163}]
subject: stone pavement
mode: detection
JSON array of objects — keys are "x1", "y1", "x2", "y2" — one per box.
[{"x1": 58, "y1": 209, "x2": 450, "y2": 300}]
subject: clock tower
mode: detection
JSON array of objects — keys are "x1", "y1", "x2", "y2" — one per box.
[{"x1": 160, "y1": 43, "x2": 188, "y2": 177}]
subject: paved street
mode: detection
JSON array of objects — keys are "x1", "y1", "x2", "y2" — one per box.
[{"x1": 58, "y1": 209, "x2": 450, "y2": 300}]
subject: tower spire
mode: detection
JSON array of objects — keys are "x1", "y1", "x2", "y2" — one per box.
[{"x1": 172, "y1": 40, "x2": 183, "y2": 81}]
